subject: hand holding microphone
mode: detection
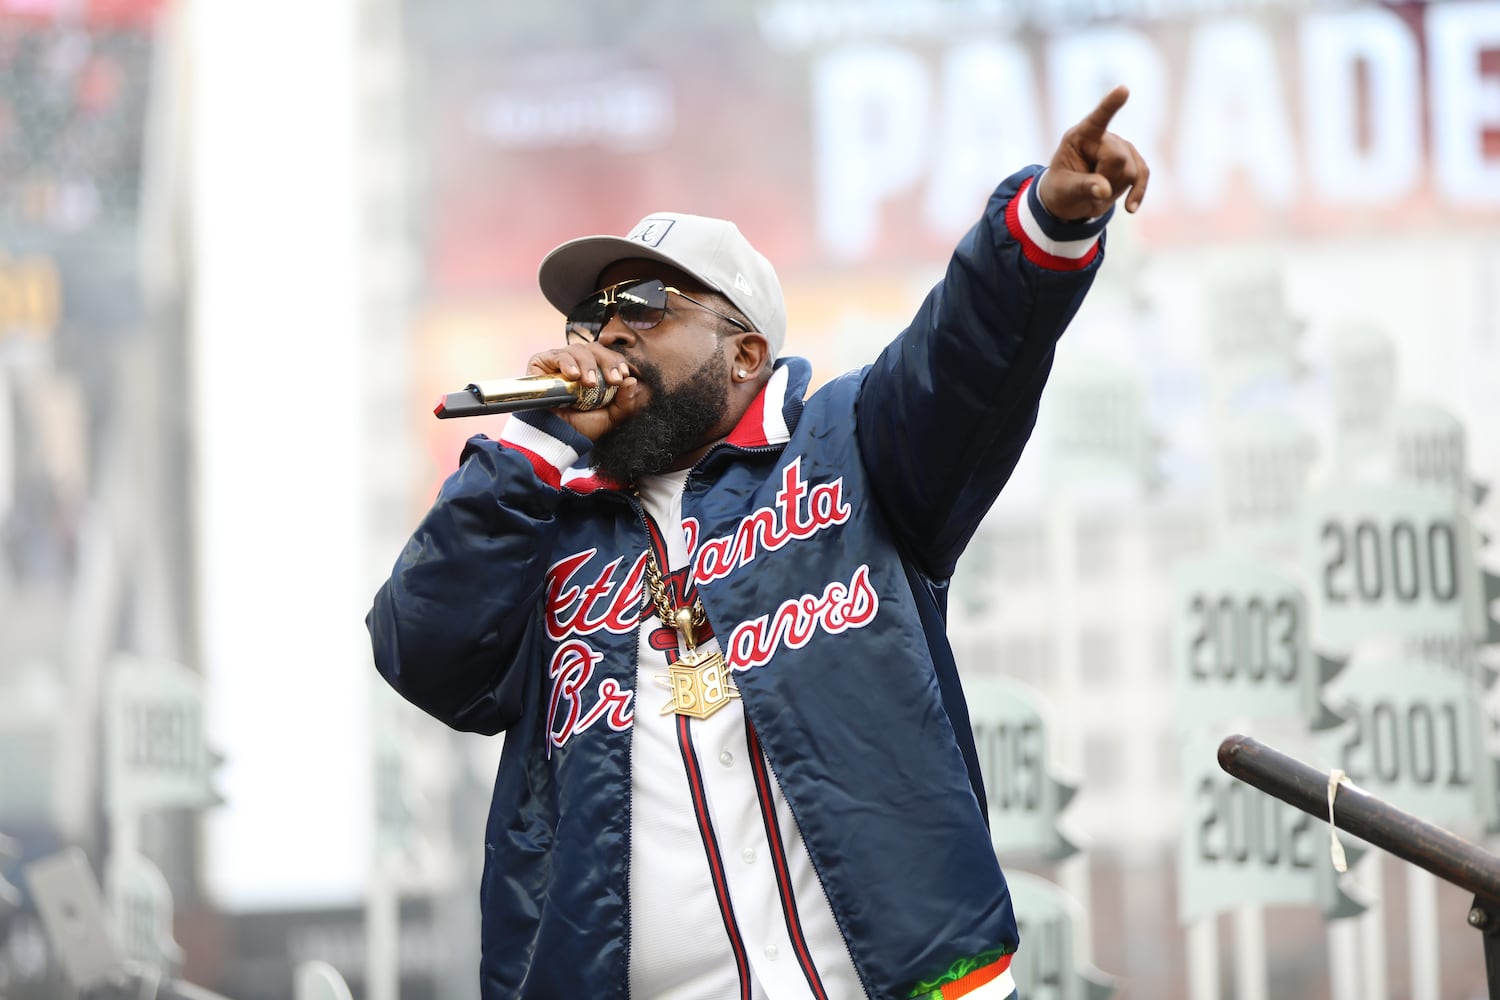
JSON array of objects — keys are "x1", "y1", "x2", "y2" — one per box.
[
  {"x1": 434, "y1": 373, "x2": 618, "y2": 418},
  {"x1": 434, "y1": 345, "x2": 641, "y2": 441}
]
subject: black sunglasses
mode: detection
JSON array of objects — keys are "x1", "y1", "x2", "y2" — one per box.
[{"x1": 565, "y1": 278, "x2": 751, "y2": 344}]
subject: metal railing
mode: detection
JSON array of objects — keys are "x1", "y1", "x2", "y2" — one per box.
[{"x1": 1218, "y1": 733, "x2": 1500, "y2": 1000}]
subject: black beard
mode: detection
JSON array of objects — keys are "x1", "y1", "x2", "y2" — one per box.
[{"x1": 591, "y1": 350, "x2": 731, "y2": 483}]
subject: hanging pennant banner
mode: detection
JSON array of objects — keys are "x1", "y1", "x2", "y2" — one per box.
[
  {"x1": 1005, "y1": 871, "x2": 1115, "y2": 1000},
  {"x1": 1317, "y1": 657, "x2": 1497, "y2": 833},
  {"x1": 1390, "y1": 401, "x2": 1468, "y2": 502},
  {"x1": 1203, "y1": 270, "x2": 1304, "y2": 396},
  {"x1": 965, "y1": 678, "x2": 1079, "y2": 861},
  {"x1": 1303, "y1": 484, "x2": 1486, "y2": 650},
  {"x1": 1400, "y1": 633, "x2": 1491, "y2": 685},
  {"x1": 1178, "y1": 729, "x2": 1364, "y2": 924},
  {"x1": 1043, "y1": 358, "x2": 1158, "y2": 493},
  {"x1": 1210, "y1": 417, "x2": 1317, "y2": 554},
  {"x1": 105, "y1": 654, "x2": 223, "y2": 813},
  {"x1": 1329, "y1": 323, "x2": 1397, "y2": 470},
  {"x1": 105, "y1": 851, "x2": 182, "y2": 976},
  {"x1": 1170, "y1": 554, "x2": 1335, "y2": 729}
]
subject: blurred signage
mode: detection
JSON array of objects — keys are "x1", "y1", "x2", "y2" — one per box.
[
  {"x1": 105, "y1": 850, "x2": 181, "y2": 976},
  {"x1": 1303, "y1": 484, "x2": 1486, "y2": 649},
  {"x1": 1178, "y1": 729, "x2": 1363, "y2": 923},
  {"x1": 1203, "y1": 271, "x2": 1304, "y2": 394},
  {"x1": 467, "y1": 68, "x2": 674, "y2": 151},
  {"x1": 105, "y1": 655, "x2": 223, "y2": 813},
  {"x1": 1329, "y1": 324, "x2": 1397, "y2": 462},
  {"x1": 424, "y1": 1, "x2": 1500, "y2": 288},
  {"x1": 1318, "y1": 658, "x2": 1497, "y2": 832},
  {"x1": 802, "y1": 3, "x2": 1500, "y2": 253},
  {"x1": 1209, "y1": 417, "x2": 1316, "y2": 551},
  {"x1": 1170, "y1": 554, "x2": 1334, "y2": 729},
  {"x1": 1391, "y1": 401, "x2": 1468, "y2": 501},
  {"x1": 1005, "y1": 871, "x2": 1114, "y2": 1000},
  {"x1": 1044, "y1": 358, "x2": 1158, "y2": 492},
  {"x1": 965, "y1": 678, "x2": 1079, "y2": 860}
]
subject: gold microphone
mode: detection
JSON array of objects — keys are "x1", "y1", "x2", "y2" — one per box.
[{"x1": 434, "y1": 374, "x2": 617, "y2": 419}]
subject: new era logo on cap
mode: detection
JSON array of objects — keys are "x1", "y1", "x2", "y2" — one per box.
[
  {"x1": 628, "y1": 218, "x2": 675, "y2": 247},
  {"x1": 734, "y1": 273, "x2": 753, "y2": 296}
]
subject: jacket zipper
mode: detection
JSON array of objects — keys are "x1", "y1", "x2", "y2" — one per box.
[
  {"x1": 681, "y1": 453, "x2": 877, "y2": 1000},
  {"x1": 622, "y1": 491, "x2": 650, "y2": 1000}
]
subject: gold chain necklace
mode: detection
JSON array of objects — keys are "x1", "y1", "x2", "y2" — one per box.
[{"x1": 642, "y1": 546, "x2": 739, "y2": 720}]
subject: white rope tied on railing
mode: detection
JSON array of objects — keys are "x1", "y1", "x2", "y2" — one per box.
[{"x1": 1328, "y1": 768, "x2": 1350, "y2": 872}]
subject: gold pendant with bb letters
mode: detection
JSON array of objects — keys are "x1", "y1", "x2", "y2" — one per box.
[{"x1": 658, "y1": 647, "x2": 738, "y2": 720}]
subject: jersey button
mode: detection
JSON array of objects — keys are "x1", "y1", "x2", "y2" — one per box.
[{"x1": 719, "y1": 750, "x2": 734, "y2": 767}]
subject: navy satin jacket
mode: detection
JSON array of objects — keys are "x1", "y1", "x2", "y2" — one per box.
[{"x1": 368, "y1": 165, "x2": 1110, "y2": 999}]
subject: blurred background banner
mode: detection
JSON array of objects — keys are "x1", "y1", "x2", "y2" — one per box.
[{"x1": 1, "y1": 1, "x2": 1498, "y2": 998}]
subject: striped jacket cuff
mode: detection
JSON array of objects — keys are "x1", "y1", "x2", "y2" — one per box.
[
  {"x1": 909, "y1": 951, "x2": 1016, "y2": 1000},
  {"x1": 1006, "y1": 170, "x2": 1111, "y2": 271},
  {"x1": 498, "y1": 410, "x2": 592, "y2": 489}
]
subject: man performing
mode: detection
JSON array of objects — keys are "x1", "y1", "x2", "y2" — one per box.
[{"x1": 368, "y1": 85, "x2": 1149, "y2": 999}]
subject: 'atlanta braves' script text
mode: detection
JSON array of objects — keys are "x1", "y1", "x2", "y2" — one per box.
[{"x1": 544, "y1": 458, "x2": 880, "y2": 750}]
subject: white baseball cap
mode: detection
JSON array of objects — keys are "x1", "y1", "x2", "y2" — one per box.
[{"x1": 538, "y1": 212, "x2": 786, "y2": 358}]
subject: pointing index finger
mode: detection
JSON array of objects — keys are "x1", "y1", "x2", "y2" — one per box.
[{"x1": 1078, "y1": 84, "x2": 1130, "y2": 139}]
